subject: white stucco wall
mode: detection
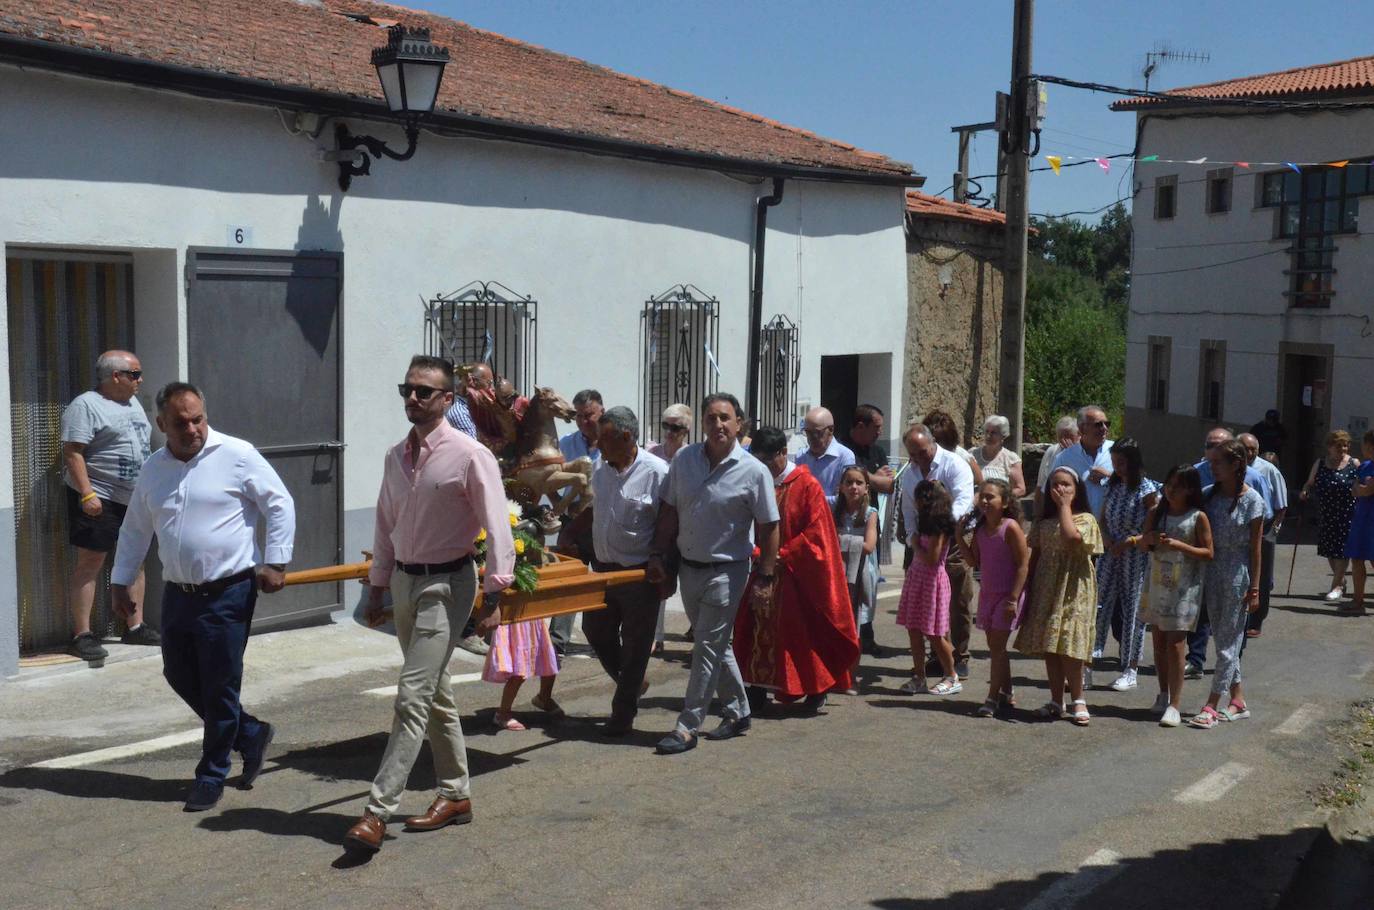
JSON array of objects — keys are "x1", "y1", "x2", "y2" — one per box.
[
  {"x1": 0, "y1": 66, "x2": 908, "y2": 670},
  {"x1": 1128, "y1": 107, "x2": 1374, "y2": 434}
]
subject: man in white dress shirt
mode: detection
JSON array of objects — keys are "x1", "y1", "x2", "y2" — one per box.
[
  {"x1": 584, "y1": 406, "x2": 668, "y2": 736},
  {"x1": 112, "y1": 382, "x2": 295, "y2": 813},
  {"x1": 900, "y1": 423, "x2": 976, "y2": 677},
  {"x1": 1050, "y1": 405, "x2": 1115, "y2": 518}
]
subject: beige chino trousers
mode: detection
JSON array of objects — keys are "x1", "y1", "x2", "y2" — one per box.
[{"x1": 366, "y1": 564, "x2": 477, "y2": 820}]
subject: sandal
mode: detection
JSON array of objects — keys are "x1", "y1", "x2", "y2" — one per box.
[
  {"x1": 1188, "y1": 705, "x2": 1222, "y2": 729},
  {"x1": 1070, "y1": 699, "x2": 1091, "y2": 726},
  {"x1": 1221, "y1": 700, "x2": 1250, "y2": 721},
  {"x1": 1033, "y1": 701, "x2": 1063, "y2": 720},
  {"x1": 531, "y1": 694, "x2": 565, "y2": 717},
  {"x1": 975, "y1": 699, "x2": 997, "y2": 718},
  {"x1": 931, "y1": 677, "x2": 963, "y2": 696},
  {"x1": 493, "y1": 711, "x2": 526, "y2": 732},
  {"x1": 1000, "y1": 689, "x2": 1017, "y2": 708},
  {"x1": 900, "y1": 676, "x2": 929, "y2": 695}
]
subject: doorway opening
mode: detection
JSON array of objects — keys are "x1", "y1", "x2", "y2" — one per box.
[{"x1": 1278, "y1": 347, "x2": 1332, "y2": 490}]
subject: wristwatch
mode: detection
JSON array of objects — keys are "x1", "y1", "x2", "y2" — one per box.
[{"x1": 757, "y1": 573, "x2": 775, "y2": 581}]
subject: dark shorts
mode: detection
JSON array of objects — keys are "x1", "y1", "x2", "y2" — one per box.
[{"x1": 67, "y1": 486, "x2": 127, "y2": 552}]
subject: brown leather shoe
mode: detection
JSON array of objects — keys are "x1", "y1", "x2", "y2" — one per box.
[
  {"x1": 344, "y1": 812, "x2": 386, "y2": 853},
  {"x1": 403, "y1": 796, "x2": 473, "y2": 831}
]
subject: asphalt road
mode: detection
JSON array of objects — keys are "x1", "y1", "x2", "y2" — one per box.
[{"x1": 1, "y1": 547, "x2": 1370, "y2": 909}]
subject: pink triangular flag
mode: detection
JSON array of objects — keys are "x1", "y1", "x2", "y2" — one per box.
[{"x1": 1095, "y1": 157, "x2": 1110, "y2": 173}]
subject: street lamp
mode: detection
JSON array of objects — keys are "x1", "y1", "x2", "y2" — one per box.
[{"x1": 335, "y1": 25, "x2": 450, "y2": 191}]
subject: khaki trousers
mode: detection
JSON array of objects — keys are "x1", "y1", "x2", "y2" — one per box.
[{"x1": 366, "y1": 564, "x2": 477, "y2": 820}]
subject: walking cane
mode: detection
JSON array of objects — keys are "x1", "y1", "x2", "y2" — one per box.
[{"x1": 1284, "y1": 500, "x2": 1304, "y2": 596}]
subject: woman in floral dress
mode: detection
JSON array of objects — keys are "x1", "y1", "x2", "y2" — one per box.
[
  {"x1": 1094, "y1": 439, "x2": 1159, "y2": 692},
  {"x1": 1300, "y1": 430, "x2": 1360, "y2": 602}
]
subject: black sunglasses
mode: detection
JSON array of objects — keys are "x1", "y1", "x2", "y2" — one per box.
[
  {"x1": 118, "y1": 369, "x2": 143, "y2": 380},
  {"x1": 662, "y1": 422, "x2": 688, "y2": 433},
  {"x1": 397, "y1": 383, "x2": 446, "y2": 401}
]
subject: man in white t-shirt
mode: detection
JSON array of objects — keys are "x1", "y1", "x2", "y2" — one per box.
[{"x1": 59, "y1": 350, "x2": 157, "y2": 662}]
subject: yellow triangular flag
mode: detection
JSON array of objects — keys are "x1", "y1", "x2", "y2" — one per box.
[
  {"x1": 1328, "y1": 160, "x2": 1350, "y2": 168},
  {"x1": 1046, "y1": 155, "x2": 1062, "y2": 175}
]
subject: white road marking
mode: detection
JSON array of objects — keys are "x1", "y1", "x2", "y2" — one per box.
[
  {"x1": 1022, "y1": 848, "x2": 1123, "y2": 910},
  {"x1": 877, "y1": 587, "x2": 903, "y2": 601},
  {"x1": 1175, "y1": 762, "x2": 1252, "y2": 803},
  {"x1": 363, "y1": 671, "x2": 483, "y2": 697},
  {"x1": 30, "y1": 728, "x2": 203, "y2": 769},
  {"x1": 1274, "y1": 704, "x2": 1320, "y2": 735}
]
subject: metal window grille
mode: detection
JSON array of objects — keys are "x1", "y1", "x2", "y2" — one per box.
[
  {"x1": 425, "y1": 281, "x2": 538, "y2": 392},
  {"x1": 757, "y1": 314, "x2": 800, "y2": 433},
  {"x1": 6, "y1": 255, "x2": 134, "y2": 653},
  {"x1": 639, "y1": 285, "x2": 720, "y2": 444}
]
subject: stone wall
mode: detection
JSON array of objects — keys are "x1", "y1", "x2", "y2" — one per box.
[{"x1": 902, "y1": 217, "x2": 1005, "y2": 446}]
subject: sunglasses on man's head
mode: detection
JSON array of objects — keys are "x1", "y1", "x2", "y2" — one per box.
[
  {"x1": 397, "y1": 383, "x2": 446, "y2": 401},
  {"x1": 662, "y1": 422, "x2": 688, "y2": 433}
]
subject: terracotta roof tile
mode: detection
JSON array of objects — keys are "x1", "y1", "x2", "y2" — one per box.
[
  {"x1": 906, "y1": 191, "x2": 1006, "y2": 228},
  {"x1": 0, "y1": 0, "x2": 913, "y2": 177},
  {"x1": 1112, "y1": 54, "x2": 1374, "y2": 109}
]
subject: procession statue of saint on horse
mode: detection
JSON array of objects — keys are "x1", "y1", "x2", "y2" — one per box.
[{"x1": 465, "y1": 373, "x2": 593, "y2": 534}]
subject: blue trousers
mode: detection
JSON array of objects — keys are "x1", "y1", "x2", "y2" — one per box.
[{"x1": 160, "y1": 575, "x2": 264, "y2": 784}]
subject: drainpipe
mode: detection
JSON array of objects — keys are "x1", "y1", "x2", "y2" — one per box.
[{"x1": 746, "y1": 177, "x2": 785, "y2": 426}]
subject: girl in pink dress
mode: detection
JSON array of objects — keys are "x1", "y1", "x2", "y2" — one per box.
[
  {"x1": 484, "y1": 618, "x2": 560, "y2": 731},
  {"x1": 897, "y1": 480, "x2": 959, "y2": 696},
  {"x1": 957, "y1": 479, "x2": 1029, "y2": 717}
]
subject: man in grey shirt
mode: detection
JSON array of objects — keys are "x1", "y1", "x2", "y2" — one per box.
[
  {"x1": 60, "y1": 350, "x2": 158, "y2": 661},
  {"x1": 647, "y1": 393, "x2": 779, "y2": 755}
]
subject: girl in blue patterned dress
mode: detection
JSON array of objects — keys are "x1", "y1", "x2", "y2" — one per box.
[
  {"x1": 1093, "y1": 439, "x2": 1160, "y2": 692},
  {"x1": 1188, "y1": 440, "x2": 1265, "y2": 730}
]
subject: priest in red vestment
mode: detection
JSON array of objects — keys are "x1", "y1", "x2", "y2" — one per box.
[{"x1": 735, "y1": 427, "x2": 860, "y2": 712}]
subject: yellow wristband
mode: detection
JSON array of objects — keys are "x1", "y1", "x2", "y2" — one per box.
[{"x1": 80, "y1": 492, "x2": 98, "y2": 504}]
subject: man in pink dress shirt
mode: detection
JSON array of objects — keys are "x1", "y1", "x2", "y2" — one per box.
[{"x1": 345, "y1": 355, "x2": 517, "y2": 854}]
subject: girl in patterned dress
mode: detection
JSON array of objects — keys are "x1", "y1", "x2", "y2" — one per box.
[
  {"x1": 483, "y1": 618, "x2": 561, "y2": 731},
  {"x1": 1015, "y1": 467, "x2": 1103, "y2": 726},
  {"x1": 957, "y1": 478, "x2": 1029, "y2": 717},
  {"x1": 1094, "y1": 439, "x2": 1160, "y2": 692},
  {"x1": 897, "y1": 480, "x2": 959, "y2": 696},
  {"x1": 1136, "y1": 465, "x2": 1212, "y2": 728},
  {"x1": 1188, "y1": 440, "x2": 1266, "y2": 730}
]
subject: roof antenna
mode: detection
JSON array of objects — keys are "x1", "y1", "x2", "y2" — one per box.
[{"x1": 1143, "y1": 45, "x2": 1211, "y2": 93}]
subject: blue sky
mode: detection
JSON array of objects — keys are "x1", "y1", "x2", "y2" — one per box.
[{"x1": 425, "y1": 1, "x2": 1371, "y2": 222}]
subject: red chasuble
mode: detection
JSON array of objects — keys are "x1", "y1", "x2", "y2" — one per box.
[{"x1": 734, "y1": 464, "x2": 861, "y2": 697}]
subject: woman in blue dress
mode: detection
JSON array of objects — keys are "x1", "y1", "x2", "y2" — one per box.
[
  {"x1": 1343, "y1": 429, "x2": 1374, "y2": 616},
  {"x1": 1094, "y1": 438, "x2": 1160, "y2": 691}
]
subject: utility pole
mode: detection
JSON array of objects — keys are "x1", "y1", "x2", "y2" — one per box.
[
  {"x1": 998, "y1": 0, "x2": 1033, "y2": 452},
  {"x1": 950, "y1": 94, "x2": 1010, "y2": 210}
]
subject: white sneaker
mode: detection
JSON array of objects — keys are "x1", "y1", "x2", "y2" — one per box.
[
  {"x1": 456, "y1": 633, "x2": 490, "y2": 656},
  {"x1": 1150, "y1": 692, "x2": 1170, "y2": 716},
  {"x1": 1091, "y1": 648, "x2": 1103, "y2": 659},
  {"x1": 1160, "y1": 706, "x2": 1181, "y2": 727},
  {"x1": 1110, "y1": 669, "x2": 1138, "y2": 691},
  {"x1": 1325, "y1": 586, "x2": 1346, "y2": 602}
]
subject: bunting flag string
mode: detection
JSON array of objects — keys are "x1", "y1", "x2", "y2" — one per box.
[{"x1": 1040, "y1": 151, "x2": 1374, "y2": 175}]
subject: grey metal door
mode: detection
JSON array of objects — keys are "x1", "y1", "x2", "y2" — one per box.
[{"x1": 186, "y1": 249, "x2": 343, "y2": 629}]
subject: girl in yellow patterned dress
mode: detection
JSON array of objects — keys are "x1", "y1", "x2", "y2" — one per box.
[{"x1": 1015, "y1": 466, "x2": 1103, "y2": 726}]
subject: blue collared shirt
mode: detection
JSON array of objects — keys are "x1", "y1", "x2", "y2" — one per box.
[
  {"x1": 1194, "y1": 460, "x2": 1275, "y2": 521},
  {"x1": 794, "y1": 437, "x2": 856, "y2": 503},
  {"x1": 559, "y1": 430, "x2": 602, "y2": 466},
  {"x1": 1051, "y1": 441, "x2": 1115, "y2": 517}
]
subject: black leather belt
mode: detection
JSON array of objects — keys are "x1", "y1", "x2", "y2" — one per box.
[
  {"x1": 170, "y1": 568, "x2": 255, "y2": 597},
  {"x1": 591, "y1": 559, "x2": 648, "y2": 573},
  {"x1": 680, "y1": 556, "x2": 744, "y2": 570},
  {"x1": 395, "y1": 555, "x2": 473, "y2": 576}
]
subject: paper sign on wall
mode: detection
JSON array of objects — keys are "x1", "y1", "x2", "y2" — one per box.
[{"x1": 1302, "y1": 386, "x2": 1313, "y2": 407}]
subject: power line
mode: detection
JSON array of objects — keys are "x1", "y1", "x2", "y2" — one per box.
[{"x1": 1130, "y1": 247, "x2": 1287, "y2": 277}]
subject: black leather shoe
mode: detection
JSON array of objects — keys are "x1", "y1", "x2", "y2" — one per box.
[
  {"x1": 184, "y1": 779, "x2": 224, "y2": 812},
  {"x1": 802, "y1": 693, "x2": 827, "y2": 715},
  {"x1": 603, "y1": 716, "x2": 633, "y2": 737},
  {"x1": 704, "y1": 715, "x2": 752, "y2": 741},
  {"x1": 238, "y1": 722, "x2": 275, "y2": 789},
  {"x1": 655, "y1": 731, "x2": 697, "y2": 755},
  {"x1": 924, "y1": 656, "x2": 942, "y2": 677}
]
